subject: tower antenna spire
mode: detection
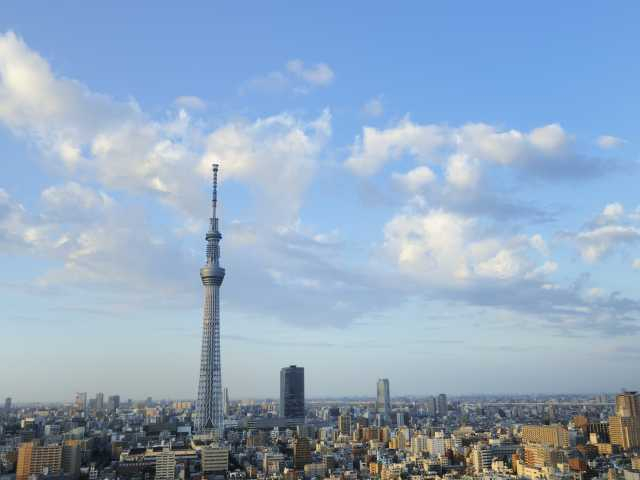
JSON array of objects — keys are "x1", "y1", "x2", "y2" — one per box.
[{"x1": 212, "y1": 163, "x2": 219, "y2": 220}]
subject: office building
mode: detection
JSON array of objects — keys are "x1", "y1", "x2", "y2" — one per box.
[
  {"x1": 155, "y1": 447, "x2": 176, "y2": 480},
  {"x1": 195, "y1": 164, "x2": 226, "y2": 436},
  {"x1": 4, "y1": 397, "x2": 10, "y2": 412},
  {"x1": 293, "y1": 437, "x2": 312, "y2": 469},
  {"x1": 616, "y1": 391, "x2": 640, "y2": 417},
  {"x1": 280, "y1": 365, "x2": 305, "y2": 419},
  {"x1": 107, "y1": 395, "x2": 120, "y2": 411},
  {"x1": 425, "y1": 396, "x2": 437, "y2": 416},
  {"x1": 609, "y1": 391, "x2": 640, "y2": 450},
  {"x1": 437, "y1": 394, "x2": 447, "y2": 417},
  {"x1": 201, "y1": 445, "x2": 229, "y2": 474},
  {"x1": 75, "y1": 392, "x2": 87, "y2": 412},
  {"x1": 338, "y1": 414, "x2": 351, "y2": 435},
  {"x1": 376, "y1": 379, "x2": 391, "y2": 417},
  {"x1": 95, "y1": 392, "x2": 104, "y2": 412},
  {"x1": 609, "y1": 415, "x2": 640, "y2": 450},
  {"x1": 62, "y1": 440, "x2": 81, "y2": 479}
]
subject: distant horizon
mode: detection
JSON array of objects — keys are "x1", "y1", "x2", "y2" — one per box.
[{"x1": 6, "y1": 391, "x2": 623, "y2": 406}]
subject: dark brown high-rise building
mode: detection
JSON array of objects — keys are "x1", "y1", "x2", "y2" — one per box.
[{"x1": 293, "y1": 437, "x2": 312, "y2": 469}]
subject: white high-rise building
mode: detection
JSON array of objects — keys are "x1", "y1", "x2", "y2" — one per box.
[{"x1": 155, "y1": 448, "x2": 176, "y2": 480}]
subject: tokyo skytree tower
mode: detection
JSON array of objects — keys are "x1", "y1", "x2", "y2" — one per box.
[{"x1": 195, "y1": 163, "x2": 225, "y2": 436}]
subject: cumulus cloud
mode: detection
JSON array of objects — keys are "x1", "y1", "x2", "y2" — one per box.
[
  {"x1": 383, "y1": 208, "x2": 551, "y2": 285},
  {"x1": 241, "y1": 59, "x2": 334, "y2": 95},
  {"x1": 567, "y1": 203, "x2": 640, "y2": 262},
  {"x1": 346, "y1": 118, "x2": 615, "y2": 180},
  {"x1": 0, "y1": 32, "x2": 330, "y2": 224},
  {"x1": 41, "y1": 182, "x2": 113, "y2": 223},
  {"x1": 392, "y1": 166, "x2": 436, "y2": 193},
  {"x1": 597, "y1": 135, "x2": 626, "y2": 149},
  {"x1": 200, "y1": 109, "x2": 331, "y2": 223}
]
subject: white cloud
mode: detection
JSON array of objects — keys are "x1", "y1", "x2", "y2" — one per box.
[
  {"x1": 633, "y1": 259, "x2": 640, "y2": 270},
  {"x1": 363, "y1": 96, "x2": 384, "y2": 117},
  {"x1": 530, "y1": 234, "x2": 549, "y2": 256},
  {"x1": 383, "y1": 208, "x2": 551, "y2": 285},
  {"x1": 241, "y1": 59, "x2": 334, "y2": 95},
  {"x1": 200, "y1": 109, "x2": 331, "y2": 223},
  {"x1": 576, "y1": 225, "x2": 640, "y2": 262},
  {"x1": 346, "y1": 117, "x2": 447, "y2": 176},
  {"x1": 346, "y1": 118, "x2": 608, "y2": 180},
  {"x1": 598, "y1": 202, "x2": 624, "y2": 223},
  {"x1": 174, "y1": 95, "x2": 206, "y2": 110},
  {"x1": 0, "y1": 32, "x2": 330, "y2": 223},
  {"x1": 597, "y1": 135, "x2": 626, "y2": 149},
  {"x1": 392, "y1": 166, "x2": 436, "y2": 193},
  {"x1": 445, "y1": 153, "x2": 480, "y2": 189},
  {"x1": 570, "y1": 202, "x2": 640, "y2": 262},
  {"x1": 286, "y1": 59, "x2": 334, "y2": 86},
  {"x1": 41, "y1": 182, "x2": 113, "y2": 222}
]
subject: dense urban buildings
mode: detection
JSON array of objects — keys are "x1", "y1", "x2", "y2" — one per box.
[
  {"x1": 195, "y1": 164, "x2": 226, "y2": 437},
  {"x1": 5, "y1": 390, "x2": 640, "y2": 480},
  {"x1": 279, "y1": 366, "x2": 305, "y2": 420}
]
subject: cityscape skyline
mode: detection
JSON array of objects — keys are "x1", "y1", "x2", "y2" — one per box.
[{"x1": 2, "y1": 3, "x2": 640, "y2": 401}]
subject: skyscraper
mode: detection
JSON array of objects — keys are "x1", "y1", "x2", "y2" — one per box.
[
  {"x1": 615, "y1": 391, "x2": 640, "y2": 417},
  {"x1": 279, "y1": 365, "x2": 305, "y2": 419},
  {"x1": 223, "y1": 387, "x2": 229, "y2": 416},
  {"x1": 437, "y1": 394, "x2": 447, "y2": 417},
  {"x1": 195, "y1": 164, "x2": 226, "y2": 436},
  {"x1": 609, "y1": 391, "x2": 640, "y2": 450},
  {"x1": 95, "y1": 392, "x2": 104, "y2": 412},
  {"x1": 74, "y1": 393, "x2": 87, "y2": 412},
  {"x1": 107, "y1": 395, "x2": 120, "y2": 411},
  {"x1": 376, "y1": 379, "x2": 391, "y2": 417},
  {"x1": 4, "y1": 397, "x2": 10, "y2": 412}
]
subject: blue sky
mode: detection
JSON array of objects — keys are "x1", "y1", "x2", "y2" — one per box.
[{"x1": 1, "y1": 2, "x2": 640, "y2": 402}]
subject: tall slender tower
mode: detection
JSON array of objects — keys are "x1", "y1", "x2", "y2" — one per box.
[{"x1": 195, "y1": 164, "x2": 226, "y2": 436}]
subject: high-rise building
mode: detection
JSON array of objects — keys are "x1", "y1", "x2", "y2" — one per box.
[
  {"x1": 16, "y1": 442, "x2": 62, "y2": 480},
  {"x1": 95, "y1": 392, "x2": 104, "y2": 412},
  {"x1": 609, "y1": 416, "x2": 640, "y2": 450},
  {"x1": 223, "y1": 387, "x2": 229, "y2": 416},
  {"x1": 293, "y1": 437, "x2": 312, "y2": 469},
  {"x1": 279, "y1": 365, "x2": 305, "y2": 419},
  {"x1": 4, "y1": 397, "x2": 10, "y2": 412},
  {"x1": 338, "y1": 414, "x2": 351, "y2": 435},
  {"x1": 195, "y1": 164, "x2": 226, "y2": 437},
  {"x1": 74, "y1": 393, "x2": 87, "y2": 412},
  {"x1": 609, "y1": 392, "x2": 640, "y2": 450},
  {"x1": 437, "y1": 394, "x2": 447, "y2": 417},
  {"x1": 615, "y1": 391, "x2": 640, "y2": 417},
  {"x1": 107, "y1": 395, "x2": 120, "y2": 411},
  {"x1": 201, "y1": 445, "x2": 229, "y2": 474},
  {"x1": 425, "y1": 396, "x2": 436, "y2": 416},
  {"x1": 62, "y1": 440, "x2": 81, "y2": 480},
  {"x1": 376, "y1": 379, "x2": 391, "y2": 417},
  {"x1": 155, "y1": 447, "x2": 176, "y2": 480}
]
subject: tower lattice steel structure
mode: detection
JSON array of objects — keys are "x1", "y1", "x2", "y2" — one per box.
[{"x1": 195, "y1": 163, "x2": 225, "y2": 436}]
